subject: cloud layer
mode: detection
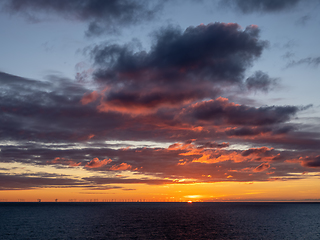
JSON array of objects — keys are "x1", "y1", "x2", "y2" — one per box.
[{"x1": 0, "y1": 18, "x2": 319, "y2": 192}]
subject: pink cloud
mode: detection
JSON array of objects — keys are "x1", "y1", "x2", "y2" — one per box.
[{"x1": 80, "y1": 91, "x2": 100, "y2": 105}]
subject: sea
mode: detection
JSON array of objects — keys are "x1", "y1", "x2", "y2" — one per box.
[{"x1": 0, "y1": 202, "x2": 319, "y2": 239}]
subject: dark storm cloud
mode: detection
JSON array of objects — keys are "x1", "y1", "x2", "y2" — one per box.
[
  {"x1": 0, "y1": 173, "x2": 83, "y2": 190},
  {"x1": 286, "y1": 57, "x2": 320, "y2": 68},
  {"x1": 226, "y1": 125, "x2": 295, "y2": 136},
  {"x1": 302, "y1": 155, "x2": 320, "y2": 168},
  {"x1": 101, "y1": 88, "x2": 209, "y2": 110},
  {"x1": 226, "y1": 126, "x2": 272, "y2": 136},
  {"x1": 0, "y1": 173, "x2": 132, "y2": 190},
  {"x1": 0, "y1": 71, "x2": 133, "y2": 142},
  {"x1": 182, "y1": 97, "x2": 305, "y2": 126},
  {"x1": 90, "y1": 23, "x2": 269, "y2": 111},
  {"x1": 271, "y1": 125, "x2": 295, "y2": 135},
  {"x1": 245, "y1": 71, "x2": 278, "y2": 92},
  {"x1": 93, "y1": 23, "x2": 267, "y2": 84},
  {"x1": 0, "y1": 71, "x2": 86, "y2": 141},
  {"x1": 2, "y1": 0, "x2": 162, "y2": 36},
  {"x1": 254, "y1": 133, "x2": 320, "y2": 152},
  {"x1": 220, "y1": 0, "x2": 301, "y2": 13}
]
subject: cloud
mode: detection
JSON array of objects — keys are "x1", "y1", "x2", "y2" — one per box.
[
  {"x1": 0, "y1": 71, "x2": 313, "y2": 148},
  {"x1": 48, "y1": 157, "x2": 81, "y2": 167},
  {"x1": 295, "y1": 15, "x2": 311, "y2": 26},
  {"x1": 89, "y1": 23, "x2": 269, "y2": 114},
  {"x1": 81, "y1": 91, "x2": 100, "y2": 105},
  {"x1": 225, "y1": 125, "x2": 295, "y2": 136},
  {"x1": 301, "y1": 155, "x2": 320, "y2": 168},
  {"x1": 181, "y1": 97, "x2": 303, "y2": 126},
  {"x1": 196, "y1": 141, "x2": 230, "y2": 149},
  {"x1": 0, "y1": 71, "x2": 315, "y2": 179},
  {"x1": 110, "y1": 162, "x2": 132, "y2": 170},
  {"x1": 242, "y1": 147, "x2": 273, "y2": 157},
  {"x1": 245, "y1": 71, "x2": 278, "y2": 92},
  {"x1": 0, "y1": 71, "x2": 130, "y2": 142},
  {"x1": 253, "y1": 162, "x2": 270, "y2": 172},
  {"x1": 2, "y1": 0, "x2": 163, "y2": 36},
  {"x1": 93, "y1": 23, "x2": 267, "y2": 84},
  {"x1": 96, "y1": 88, "x2": 209, "y2": 115},
  {"x1": 286, "y1": 57, "x2": 320, "y2": 68},
  {"x1": 0, "y1": 173, "x2": 83, "y2": 190},
  {"x1": 220, "y1": 0, "x2": 301, "y2": 13},
  {"x1": 85, "y1": 158, "x2": 112, "y2": 168}
]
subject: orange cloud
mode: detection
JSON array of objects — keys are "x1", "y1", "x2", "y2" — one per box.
[
  {"x1": 97, "y1": 102, "x2": 156, "y2": 115},
  {"x1": 300, "y1": 155, "x2": 320, "y2": 168},
  {"x1": 88, "y1": 134, "x2": 95, "y2": 140},
  {"x1": 97, "y1": 97, "x2": 194, "y2": 116},
  {"x1": 110, "y1": 163, "x2": 132, "y2": 171},
  {"x1": 85, "y1": 158, "x2": 112, "y2": 168},
  {"x1": 167, "y1": 141, "x2": 279, "y2": 165},
  {"x1": 253, "y1": 163, "x2": 270, "y2": 172}
]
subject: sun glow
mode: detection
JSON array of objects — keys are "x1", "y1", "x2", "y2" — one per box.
[{"x1": 184, "y1": 195, "x2": 203, "y2": 199}]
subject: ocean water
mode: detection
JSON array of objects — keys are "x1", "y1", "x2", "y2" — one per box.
[{"x1": 0, "y1": 202, "x2": 319, "y2": 240}]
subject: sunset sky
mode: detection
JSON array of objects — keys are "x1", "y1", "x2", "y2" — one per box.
[{"x1": 1, "y1": 0, "x2": 320, "y2": 202}]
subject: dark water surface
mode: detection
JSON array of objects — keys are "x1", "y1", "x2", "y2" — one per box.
[{"x1": 0, "y1": 202, "x2": 319, "y2": 239}]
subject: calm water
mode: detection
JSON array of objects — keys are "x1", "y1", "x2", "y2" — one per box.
[{"x1": 0, "y1": 202, "x2": 319, "y2": 239}]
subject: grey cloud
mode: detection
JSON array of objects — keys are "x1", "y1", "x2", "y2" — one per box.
[
  {"x1": 0, "y1": 173, "x2": 83, "y2": 190},
  {"x1": 220, "y1": 0, "x2": 301, "y2": 13},
  {"x1": 226, "y1": 125, "x2": 295, "y2": 136},
  {"x1": 286, "y1": 57, "x2": 320, "y2": 68},
  {"x1": 226, "y1": 127, "x2": 272, "y2": 136},
  {"x1": 245, "y1": 71, "x2": 278, "y2": 92},
  {"x1": 183, "y1": 98, "x2": 305, "y2": 126},
  {"x1": 241, "y1": 147, "x2": 273, "y2": 157},
  {"x1": 2, "y1": 0, "x2": 162, "y2": 36},
  {"x1": 295, "y1": 15, "x2": 311, "y2": 26},
  {"x1": 0, "y1": 71, "x2": 130, "y2": 143}
]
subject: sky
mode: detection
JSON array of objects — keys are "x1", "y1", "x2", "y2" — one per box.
[{"x1": 0, "y1": 0, "x2": 320, "y2": 202}]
